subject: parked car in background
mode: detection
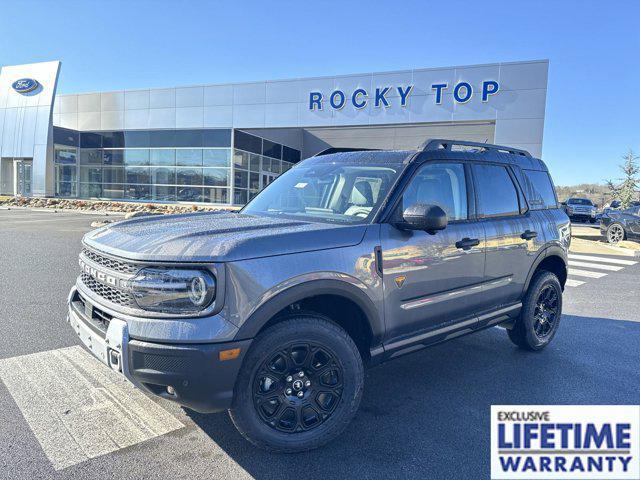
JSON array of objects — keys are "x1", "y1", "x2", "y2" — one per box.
[
  {"x1": 600, "y1": 205, "x2": 640, "y2": 244},
  {"x1": 561, "y1": 197, "x2": 597, "y2": 223},
  {"x1": 598, "y1": 200, "x2": 640, "y2": 223}
]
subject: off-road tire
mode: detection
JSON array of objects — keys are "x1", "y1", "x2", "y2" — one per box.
[
  {"x1": 229, "y1": 315, "x2": 364, "y2": 452},
  {"x1": 508, "y1": 271, "x2": 562, "y2": 351}
]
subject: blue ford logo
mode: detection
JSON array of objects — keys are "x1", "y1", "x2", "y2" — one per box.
[{"x1": 12, "y1": 78, "x2": 39, "y2": 94}]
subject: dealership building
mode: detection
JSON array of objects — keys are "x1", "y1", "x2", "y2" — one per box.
[{"x1": 0, "y1": 59, "x2": 548, "y2": 206}]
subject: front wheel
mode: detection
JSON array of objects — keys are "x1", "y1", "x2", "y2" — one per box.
[
  {"x1": 508, "y1": 271, "x2": 562, "y2": 351},
  {"x1": 229, "y1": 315, "x2": 364, "y2": 452}
]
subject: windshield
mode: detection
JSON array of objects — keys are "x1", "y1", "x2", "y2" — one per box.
[
  {"x1": 242, "y1": 161, "x2": 404, "y2": 224},
  {"x1": 568, "y1": 198, "x2": 593, "y2": 206}
]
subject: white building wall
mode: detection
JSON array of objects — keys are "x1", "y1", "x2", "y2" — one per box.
[
  {"x1": 53, "y1": 60, "x2": 548, "y2": 157},
  {"x1": 0, "y1": 61, "x2": 60, "y2": 196}
]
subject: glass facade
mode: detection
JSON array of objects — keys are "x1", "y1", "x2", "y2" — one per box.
[
  {"x1": 231, "y1": 130, "x2": 297, "y2": 204},
  {"x1": 52, "y1": 127, "x2": 301, "y2": 205}
]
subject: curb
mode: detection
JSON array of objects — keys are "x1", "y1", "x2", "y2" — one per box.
[
  {"x1": 0, "y1": 206, "x2": 124, "y2": 216},
  {"x1": 571, "y1": 237, "x2": 640, "y2": 257}
]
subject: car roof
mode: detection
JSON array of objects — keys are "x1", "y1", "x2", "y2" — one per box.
[
  {"x1": 303, "y1": 150, "x2": 416, "y2": 167},
  {"x1": 305, "y1": 139, "x2": 549, "y2": 172}
]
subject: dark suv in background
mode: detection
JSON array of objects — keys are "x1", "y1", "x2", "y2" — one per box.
[
  {"x1": 601, "y1": 204, "x2": 640, "y2": 243},
  {"x1": 68, "y1": 139, "x2": 570, "y2": 452}
]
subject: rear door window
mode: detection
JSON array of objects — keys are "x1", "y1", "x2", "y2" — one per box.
[
  {"x1": 472, "y1": 164, "x2": 521, "y2": 217},
  {"x1": 521, "y1": 169, "x2": 558, "y2": 209}
]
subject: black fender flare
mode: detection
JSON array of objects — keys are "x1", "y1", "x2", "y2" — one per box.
[
  {"x1": 523, "y1": 245, "x2": 568, "y2": 293},
  {"x1": 234, "y1": 278, "x2": 383, "y2": 343}
]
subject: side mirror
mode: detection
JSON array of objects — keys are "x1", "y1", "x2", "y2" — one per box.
[{"x1": 400, "y1": 203, "x2": 448, "y2": 234}]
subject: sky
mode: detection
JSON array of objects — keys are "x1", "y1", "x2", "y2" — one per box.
[{"x1": 0, "y1": 0, "x2": 638, "y2": 186}]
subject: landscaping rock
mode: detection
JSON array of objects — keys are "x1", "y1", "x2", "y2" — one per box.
[{"x1": 0, "y1": 196, "x2": 238, "y2": 216}]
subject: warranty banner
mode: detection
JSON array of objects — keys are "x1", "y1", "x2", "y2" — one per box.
[{"x1": 491, "y1": 405, "x2": 640, "y2": 479}]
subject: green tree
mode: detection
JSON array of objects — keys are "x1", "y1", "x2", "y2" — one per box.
[{"x1": 606, "y1": 149, "x2": 639, "y2": 209}]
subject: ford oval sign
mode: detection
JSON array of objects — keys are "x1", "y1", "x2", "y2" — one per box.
[{"x1": 12, "y1": 78, "x2": 39, "y2": 94}]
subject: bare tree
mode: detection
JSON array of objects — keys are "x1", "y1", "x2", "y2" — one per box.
[{"x1": 606, "y1": 149, "x2": 639, "y2": 209}]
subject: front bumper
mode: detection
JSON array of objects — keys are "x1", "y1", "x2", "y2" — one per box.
[
  {"x1": 567, "y1": 209, "x2": 596, "y2": 219},
  {"x1": 68, "y1": 287, "x2": 251, "y2": 413}
]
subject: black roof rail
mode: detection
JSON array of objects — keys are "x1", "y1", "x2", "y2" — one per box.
[{"x1": 420, "y1": 138, "x2": 532, "y2": 157}]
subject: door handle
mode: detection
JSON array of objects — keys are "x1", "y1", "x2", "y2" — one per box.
[
  {"x1": 374, "y1": 246, "x2": 383, "y2": 278},
  {"x1": 521, "y1": 230, "x2": 538, "y2": 240},
  {"x1": 455, "y1": 237, "x2": 480, "y2": 250}
]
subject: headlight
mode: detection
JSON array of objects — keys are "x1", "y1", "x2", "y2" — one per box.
[{"x1": 129, "y1": 268, "x2": 216, "y2": 314}]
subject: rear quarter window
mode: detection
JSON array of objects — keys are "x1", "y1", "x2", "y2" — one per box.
[{"x1": 521, "y1": 169, "x2": 558, "y2": 210}]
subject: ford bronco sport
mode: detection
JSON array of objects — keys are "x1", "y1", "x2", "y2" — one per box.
[{"x1": 68, "y1": 139, "x2": 570, "y2": 452}]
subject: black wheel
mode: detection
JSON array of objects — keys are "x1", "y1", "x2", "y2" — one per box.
[
  {"x1": 606, "y1": 223, "x2": 625, "y2": 244},
  {"x1": 508, "y1": 271, "x2": 562, "y2": 351},
  {"x1": 229, "y1": 315, "x2": 364, "y2": 452}
]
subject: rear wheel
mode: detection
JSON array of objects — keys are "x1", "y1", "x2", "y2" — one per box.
[
  {"x1": 229, "y1": 315, "x2": 364, "y2": 452},
  {"x1": 508, "y1": 271, "x2": 562, "y2": 351},
  {"x1": 606, "y1": 223, "x2": 625, "y2": 244}
]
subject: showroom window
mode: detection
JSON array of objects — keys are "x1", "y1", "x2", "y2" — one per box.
[
  {"x1": 231, "y1": 130, "x2": 300, "y2": 205},
  {"x1": 52, "y1": 127, "x2": 299, "y2": 205},
  {"x1": 54, "y1": 145, "x2": 78, "y2": 198}
]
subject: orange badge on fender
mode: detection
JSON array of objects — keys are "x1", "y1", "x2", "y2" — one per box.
[{"x1": 394, "y1": 275, "x2": 406, "y2": 288}]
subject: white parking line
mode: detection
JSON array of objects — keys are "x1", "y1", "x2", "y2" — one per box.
[
  {"x1": 0, "y1": 346, "x2": 183, "y2": 471},
  {"x1": 568, "y1": 260, "x2": 623, "y2": 271},
  {"x1": 568, "y1": 268, "x2": 608, "y2": 279},
  {"x1": 568, "y1": 254, "x2": 638, "y2": 266},
  {"x1": 565, "y1": 279, "x2": 586, "y2": 287}
]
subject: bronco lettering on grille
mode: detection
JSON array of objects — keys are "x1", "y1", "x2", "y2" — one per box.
[{"x1": 79, "y1": 258, "x2": 129, "y2": 289}]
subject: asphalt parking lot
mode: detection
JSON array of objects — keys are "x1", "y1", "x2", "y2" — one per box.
[{"x1": 1, "y1": 209, "x2": 639, "y2": 479}]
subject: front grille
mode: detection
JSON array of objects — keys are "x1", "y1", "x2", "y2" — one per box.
[
  {"x1": 76, "y1": 292, "x2": 113, "y2": 333},
  {"x1": 82, "y1": 248, "x2": 139, "y2": 274},
  {"x1": 80, "y1": 273, "x2": 136, "y2": 307}
]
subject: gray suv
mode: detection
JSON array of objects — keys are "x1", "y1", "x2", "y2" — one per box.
[
  {"x1": 68, "y1": 139, "x2": 570, "y2": 452},
  {"x1": 563, "y1": 197, "x2": 597, "y2": 223}
]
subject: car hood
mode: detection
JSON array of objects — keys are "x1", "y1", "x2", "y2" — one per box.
[{"x1": 83, "y1": 212, "x2": 368, "y2": 262}]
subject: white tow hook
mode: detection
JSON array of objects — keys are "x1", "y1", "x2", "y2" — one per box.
[{"x1": 108, "y1": 349, "x2": 122, "y2": 372}]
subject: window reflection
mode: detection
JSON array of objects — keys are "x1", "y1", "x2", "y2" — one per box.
[
  {"x1": 125, "y1": 166, "x2": 151, "y2": 184},
  {"x1": 176, "y1": 149, "x2": 203, "y2": 166},
  {"x1": 151, "y1": 167, "x2": 176, "y2": 185},
  {"x1": 53, "y1": 130, "x2": 299, "y2": 205},
  {"x1": 125, "y1": 184, "x2": 151, "y2": 200},
  {"x1": 203, "y1": 168, "x2": 229, "y2": 187},
  {"x1": 177, "y1": 186, "x2": 203, "y2": 202},
  {"x1": 203, "y1": 149, "x2": 230, "y2": 167},
  {"x1": 176, "y1": 167, "x2": 203, "y2": 185},
  {"x1": 124, "y1": 150, "x2": 150, "y2": 166},
  {"x1": 150, "y1": 149, "x2": 175, "y2": 166},
  {"x1": 103, "y1": 150, "x2": 124, "y2": 165}
]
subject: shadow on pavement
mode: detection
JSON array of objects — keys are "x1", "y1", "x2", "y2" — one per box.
[{"x1": 186, "y1": 314, "x2": 640, "y2": 479}]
